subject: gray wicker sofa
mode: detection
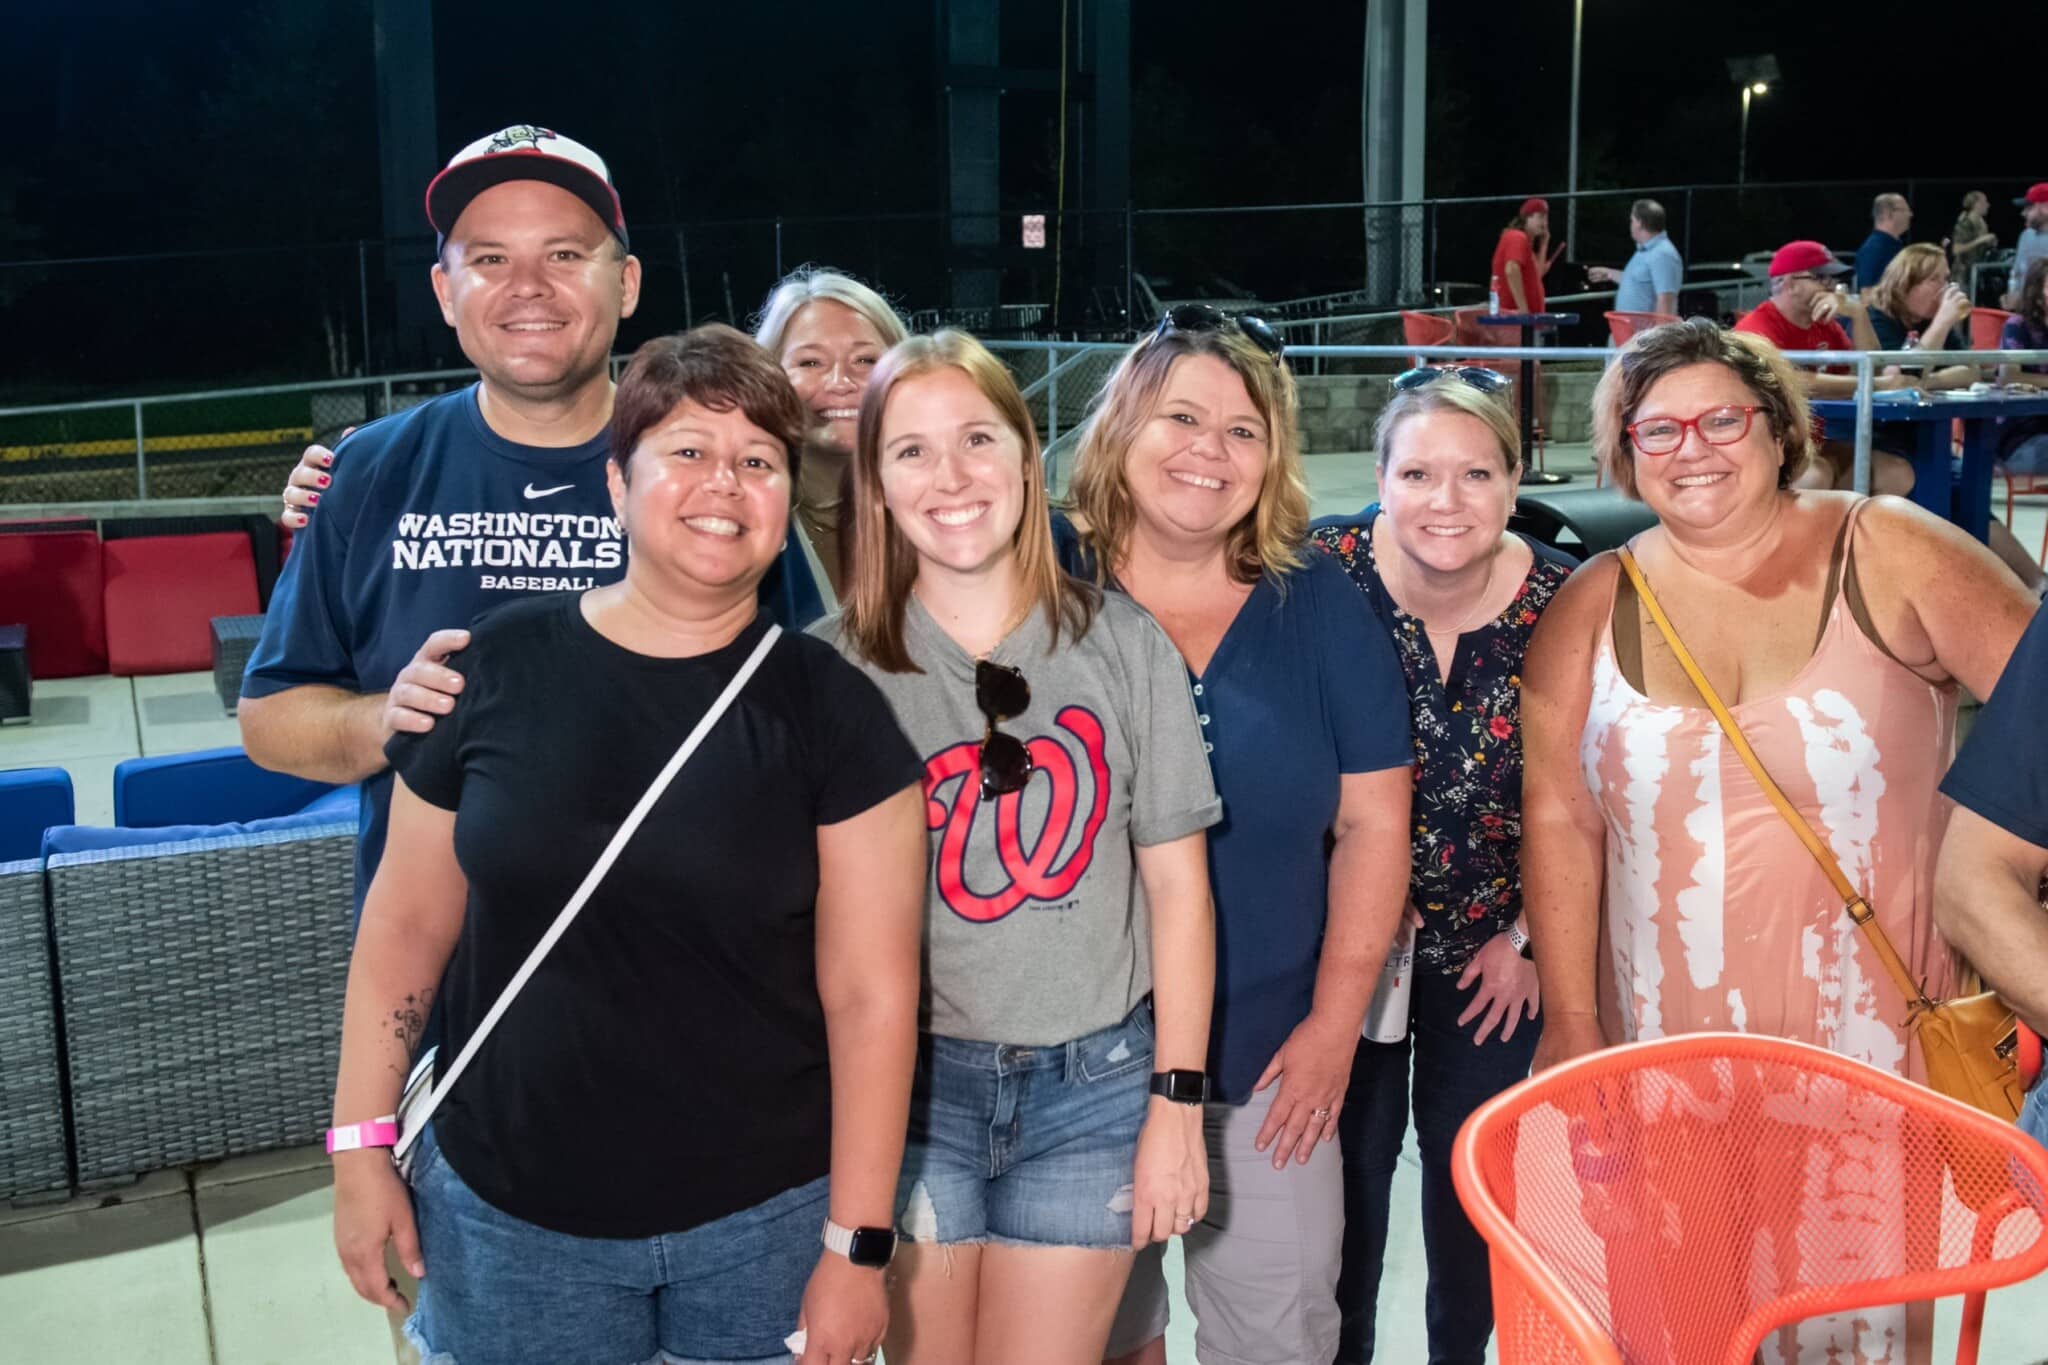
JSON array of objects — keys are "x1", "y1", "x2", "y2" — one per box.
[{"x1": 1, "y1": 759, "x2": 358, "y2": 1201}]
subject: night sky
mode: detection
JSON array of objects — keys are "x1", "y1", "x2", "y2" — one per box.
[{"x1": 2, "y1": 0, "x2": 2041, "y2": 395}]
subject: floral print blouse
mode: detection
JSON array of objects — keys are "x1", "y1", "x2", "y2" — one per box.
[{"x1": 1311, "y1": 510, "x2": 1575, "y2": 973}]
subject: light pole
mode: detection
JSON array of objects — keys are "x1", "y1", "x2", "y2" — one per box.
[
  {"x1": 1726, "y1": 55, "x2": 1780, "y2": 188},
  {"x1": 1566, "y1": 0, "x2": 1583, "y2": 260},
  {"x1": 1738, "y1": 83, "x2": 1765, "y2": 186}
]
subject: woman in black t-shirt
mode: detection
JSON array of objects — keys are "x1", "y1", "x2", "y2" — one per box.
[{"x1": 328, "y1": 325, "x2": 926, "y2": 1365}]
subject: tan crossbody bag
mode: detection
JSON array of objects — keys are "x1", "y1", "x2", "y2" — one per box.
[{"x1": 1617, "y1": 548, "x2": 2028, "y2": 1120}]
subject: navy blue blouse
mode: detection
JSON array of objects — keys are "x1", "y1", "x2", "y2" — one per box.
[
  {"x1": 1310, "y1": 508, "x2": 1576, "y2": 974},
  {"x1": 1052, "y1": 514, "x2": 1413, "y2": 1102}
]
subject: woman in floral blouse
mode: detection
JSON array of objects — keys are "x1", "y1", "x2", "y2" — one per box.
[{"x1": 1309, "y1": 368, "x2": 1575, "y2": 1365}]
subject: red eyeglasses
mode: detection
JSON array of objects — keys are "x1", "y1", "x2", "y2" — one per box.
[{"x1": 1625, "y1": 405, "x2": 1762, "y2": 456}]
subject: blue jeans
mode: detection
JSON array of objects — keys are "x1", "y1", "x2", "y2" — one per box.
[
  {"x1": 2022, "y1": 1082, "x2": 2048, "y2": 1149},
  {"x1": 1335, "y1": 966, "x2": 1541, "y2": 1365},
  {"x1": 897, "y1": 999, "x2": 1153, "y2": 1248},
  {"x1": 404, "y1": 1122, "x2": 817, "y2": 1364}
]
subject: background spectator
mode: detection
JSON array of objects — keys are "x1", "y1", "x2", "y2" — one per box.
[
  {"x1": 1856, "y1": 192, "x2": 1913, "y2": 292},
  {"x1": 2007, "y1": 184, "x2": 2048, "y2": 309},
  {"x1": 1865, "y1": 243, "x2": 1977, "y2": 381},
  {"x1": 1950, "y1": 190, "x2": 1998, "y2": 282},
  {"x1": 1734, "y1": 240, "x2": 1915, "y2": 495},
  {"x1": 1585, "y1": 198, "x2": 1681, "y2": 316},
  {"x1": 1997, "y1": 257, "x2": 2048, "y2": 474},
  {"x1": 1491, "y1": 197, "x2": 1560, "y2": 315}
]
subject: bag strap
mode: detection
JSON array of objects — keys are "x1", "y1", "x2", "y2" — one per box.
[
  {"x1": 393, "y1": 622, "x2": 783, "y2": 1161},
  {"x1": 1613, "y1": 549, "x2": 1934, "y2": 1012}
]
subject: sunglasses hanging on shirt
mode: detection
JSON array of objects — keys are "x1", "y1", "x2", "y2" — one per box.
[{"x1": 975, "y1": 659, "x2": 1034, "y2": 801}]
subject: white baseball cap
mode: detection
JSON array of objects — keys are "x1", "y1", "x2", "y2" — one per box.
[{"x1": 425, "y1": 124, "x2": 628, "y2": 250}]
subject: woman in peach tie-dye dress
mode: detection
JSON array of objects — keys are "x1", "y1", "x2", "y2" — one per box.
[{"x1": 1520, "y1": 320, "x2": 2035, "y2": 1365}]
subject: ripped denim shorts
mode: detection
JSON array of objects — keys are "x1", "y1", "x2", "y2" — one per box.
[{"x1": 895, "y1": 998, "x2": 1153, "y2": 1249}]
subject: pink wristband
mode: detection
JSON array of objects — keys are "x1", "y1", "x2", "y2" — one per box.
[{"x1": 326, "y1": 1118, "x2": 400, "y2": 1154}]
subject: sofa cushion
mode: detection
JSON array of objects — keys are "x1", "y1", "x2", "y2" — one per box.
[
  {"x1": 113, "y1": 746, "x2": 336, "y2": 828},
  {"x1": 0, "y1": 768, "x2": 74, "y2": 863},
  {"x1": 0, "y1": 530, "x2": 108, "y2": 677},
  {"x1": 103, "y1": 533, "x2": 260, "y2": 675},
  {"x1": 42, "y1": 792, "x2": 357, "y2": 858}
]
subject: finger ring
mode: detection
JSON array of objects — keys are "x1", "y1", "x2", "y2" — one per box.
[{"x1": 1311, "y1": 1107, "x2": 1332, "y2": 1120}]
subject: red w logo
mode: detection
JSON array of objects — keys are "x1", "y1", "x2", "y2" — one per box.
[{"x1": 923, "y1": 706, "x2": 1111, "y2": 923}]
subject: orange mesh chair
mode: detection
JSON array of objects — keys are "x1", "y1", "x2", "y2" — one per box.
[
  {"x1": 1605, "y1": 311, "x2": 1681, "y2": 347},
  {"x1": 1452, "y1": 1033, "x2": 2048, "y2": 1365},
  {"x1": 1968, "y1": 308, "x2": 2013, "y2": 352},
  {"x1": 1401, "y1": 310, "x2": 1460, "y2": 367}
]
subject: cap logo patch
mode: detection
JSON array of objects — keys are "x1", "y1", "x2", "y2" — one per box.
[{"x1": 487, "y1": 125, "x2": 557, "y2": 154}]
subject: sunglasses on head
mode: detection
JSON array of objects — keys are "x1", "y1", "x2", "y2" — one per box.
[
  {"x1": 975, "y1": 659, "x2": 1034, "y2": 801},
  {"x1": 1393, "y1": 365, "x2": 1512, "y2": 395},
  {"x1": 1152, "y1": 304, "x2": 1286, "y2": 367}
]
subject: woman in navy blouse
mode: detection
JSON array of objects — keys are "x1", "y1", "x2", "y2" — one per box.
[
  {"x1": 1058, "y1": 307, "x2": 1416, "y2": 1365},
  {"x1": 1310, "y1": 370, "x2": 1575, "y2": 1365}
]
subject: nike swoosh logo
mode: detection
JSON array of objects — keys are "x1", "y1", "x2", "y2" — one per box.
[{"x1": 523, "y1": 483, "x2": 575, "y2": 499}]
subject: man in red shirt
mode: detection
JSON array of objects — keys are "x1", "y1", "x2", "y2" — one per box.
[
  {"x1": 1736, "y1": 239, "x2": 1914, "y2": 491},
  {"x1": 1491, "y1": 197, "x2": 1560, "y2": 314}
]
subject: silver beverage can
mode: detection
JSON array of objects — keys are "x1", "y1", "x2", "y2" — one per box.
[{"x1": 1362, "y1": 922, "x2": 1416, "y2": 1044}]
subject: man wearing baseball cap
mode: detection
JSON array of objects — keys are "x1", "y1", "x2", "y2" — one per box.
[
  {"x1": 1735, "y1": 240, "x2": 1916, "y2": 493},
  {"x1": 1491, "y1": 197, "x2": 1561, "y2": 315},
  {"x1": 2007, "y1": 184, "x2": 2048, "y2": 310},
  {"x1": 240, "y1": 125, "x2": 640, "y2": 919}
]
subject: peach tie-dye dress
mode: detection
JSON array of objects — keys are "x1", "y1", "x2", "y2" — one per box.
[{"x1": 1579, "y1": 509, "x2": 1958, "y2": 1365}]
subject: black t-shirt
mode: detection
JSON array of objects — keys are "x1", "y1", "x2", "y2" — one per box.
[{"x1": 387, "y1": 593, "x2": 921, "y2": 1237}]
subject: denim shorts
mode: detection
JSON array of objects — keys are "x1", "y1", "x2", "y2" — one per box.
[
  {"x1": 403, "y1": 1122, "x2": 816, "y2": 1364},
  {"x1": 896, "y1": 999, "x2": 1153, "y2": 1249}
]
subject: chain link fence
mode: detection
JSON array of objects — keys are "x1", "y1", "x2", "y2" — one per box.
[{"x1": 0, "y1": 372, "x2": 477, "y2": 506}]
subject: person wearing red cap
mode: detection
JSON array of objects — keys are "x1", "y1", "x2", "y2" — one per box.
[
  {"x1": 1490, "y1": 198, "x2": 1561, "y2": 315},
  {"x1": 1734, "y1": 240, "x2": 1916, "y2": 494},
  {"x1": 2004, "y1": 183, "x2": 2048, "y2": 311}
]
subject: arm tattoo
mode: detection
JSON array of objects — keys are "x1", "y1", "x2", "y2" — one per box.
[{"x1": 387, "y1": 989, "x2": 435, "y2": 1076}]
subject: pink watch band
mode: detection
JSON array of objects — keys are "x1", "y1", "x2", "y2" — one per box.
[{"x1": 325, "y1": 1118, "x2": 400, "y2": 1154}]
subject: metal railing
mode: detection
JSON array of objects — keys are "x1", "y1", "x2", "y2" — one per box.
[{"x1": 5, "y1": 343, "x2": 2044, "y2": 512}]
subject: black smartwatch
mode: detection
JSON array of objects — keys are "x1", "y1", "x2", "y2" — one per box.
[
  {"x1": 1150, "y1": 1069, "x2": 1209, "y2": 1105},
  {"x1": 822, "y1": 1218, "x2": 896, "y2": 1268}
]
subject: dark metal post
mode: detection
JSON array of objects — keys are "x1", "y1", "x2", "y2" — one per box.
[
  {"x1": 677, "y1": 228, "x2": 694, "y2": 328},
  {"x1": 1123, "y1": 201, "x2": 1135, "y2": 330},
  {"x1": 357, "y1": 240, "x2": 372, "y2": 375},
  {"x1": 1427, "y1": 199, "x2": 1438, "y2": 289}
]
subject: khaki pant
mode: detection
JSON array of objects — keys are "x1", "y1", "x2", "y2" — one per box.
[{"x1": 1108, "y1": 1085, "x2": 1345, "y2": 1365}]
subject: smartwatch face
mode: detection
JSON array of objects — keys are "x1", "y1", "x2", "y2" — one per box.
[{"x1": 847, "y1": 1226, "x2": 896, "y2": 1268}]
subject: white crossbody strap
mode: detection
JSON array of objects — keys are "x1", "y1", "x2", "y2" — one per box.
[{"x1": 394, "y1": 623, "x2": 782, "y2": 1162}]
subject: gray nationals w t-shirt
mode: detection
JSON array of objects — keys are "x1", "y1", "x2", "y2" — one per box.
[{"x1": 816, "y1": 592, "x2": 1221, "y2": 1046}]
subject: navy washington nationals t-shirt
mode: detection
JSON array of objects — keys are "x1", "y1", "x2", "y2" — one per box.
[{"x1": 242, "y1": 385, "x2": 625, "y2": 915}]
